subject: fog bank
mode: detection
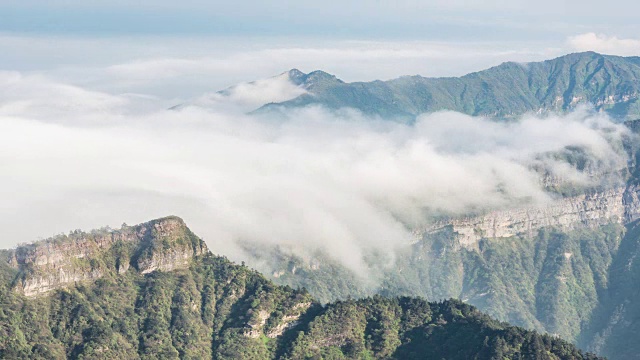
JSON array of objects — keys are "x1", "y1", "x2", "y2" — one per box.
[{"x1": 0, "y1": 73, "x2": 630, "y2": 273}]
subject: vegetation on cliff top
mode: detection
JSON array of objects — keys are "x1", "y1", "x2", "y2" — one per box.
[{"x1": 0, "y1": 218, "x2": 599, "y2": 359}]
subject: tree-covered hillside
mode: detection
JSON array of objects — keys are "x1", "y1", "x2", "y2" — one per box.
[
  {"x1": 247, "y1": 224, "x2": 625, "y2": 339},
  {"x1": 263, "y1": 52, "x2": 640, "y2": 120},
  {"x1": 254, "y1": 219, "x2": 640, "y2": 360},
  {"x1": 0, "y1": 218, "x2": 598, "y2": 359}
]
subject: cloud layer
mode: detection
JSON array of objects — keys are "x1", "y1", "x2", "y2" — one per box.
[
  {"x1": 0, "y1": 32, "x2": 635, "y2": 273},
  {"x1": 0, "y1": 71, "x2": 630, "y2": 274}
]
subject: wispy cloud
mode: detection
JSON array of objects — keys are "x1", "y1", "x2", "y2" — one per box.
[
  {"x1": 0, "y1": 34, "x2": 563, "y2": 99},
  {"x1": 568, "y1": 33, "x2": 640, "y2": 56}
]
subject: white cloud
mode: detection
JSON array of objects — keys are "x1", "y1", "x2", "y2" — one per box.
[
  {"x1": 105, "y1": 40, "x2": 559, "y2": 85},
  {"x1": 0, "y1": 73, "x2": 630, "y2": 275},
  {"x1": 0, "y1": 34, "x2": 632, "y2": 275},
  {"x1": 567, "y1": 33, "x2": 640, "y2": 56},
  {"x1": 0, "y1": 34, "x2": 563, "y2": 99},
  {"x1": 185, "y1": 72, "x2": 307, "y2": 112},
  {"x1": 0, "y1": 71, "x2": 130, "y2": 123}
]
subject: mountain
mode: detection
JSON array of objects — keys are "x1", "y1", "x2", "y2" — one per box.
[
  {"x1": 232, "y1": 121, "x2": 640, "y2": 360},
  {"x1": 244, "y1": 220, "x2": 636, "y2": 352},
  {"x1": 0, "y1": 217, "x2": 597, "y2": 359},
  {"x1": 258, "y1": 52, "x2": 640, "y2": 120},
  {"x1": 248, "y1": 198, "x2": 640, "y2": 359}
]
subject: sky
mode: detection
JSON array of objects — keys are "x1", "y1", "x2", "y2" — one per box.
[
  {"x1": 1, "y1": 1, "x2": 640, "y2": 272},
  {"x1": 2, "y1": 1, "x2": 640, "y2": 40},
  {"x1": 1, "y1": 0, "x2": 640, "y2": 95}
]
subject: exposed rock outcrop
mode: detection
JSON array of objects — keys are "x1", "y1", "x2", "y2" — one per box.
[
  {"x1": 420, "y1": 185, "x2": 640, "y2": 248},
  {"x1": 243, "y1": 301, "x2": 312, "y2": 339},
  {"x1": 6, "y1": 216, "x2": 207, "y2": 297}
]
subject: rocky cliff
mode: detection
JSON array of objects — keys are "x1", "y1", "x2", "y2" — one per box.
[
  {"x1": 420, "y1": 184, "x2": 640, "y2": 248},
  {"x1": 6, "y1": 216, "x2": 206, "y2": 297},
  {"x1": 0, "y1": 233, "x2": 596, "y2": 360}
]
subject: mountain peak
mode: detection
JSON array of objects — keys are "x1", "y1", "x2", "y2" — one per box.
[
  {"x1": 305, "y1": 70, "x2": 339, "y2": 81},
  {"x1": 550, "y1": 50, "x2": 606, "y2": 62},
  {"x1": 7, "y1": 216, "x2": 207, "y2": 296},
  {"x1": 283, "y1": 68, "x2": 342, "y2": 88},
  {"x1": 266, "y1": 51, "x2": 640, "y2": 119},
  {"x1": 287, "y1": 68, "x2": 307, "y2": 84}
]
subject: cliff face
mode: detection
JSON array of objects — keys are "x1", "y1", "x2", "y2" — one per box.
[
  {"x1": 420, "y1": 185, "x2": 640, "y2": 248},
  {"x1": 0, "y1": 244, "x2": 595, "y2": 360},
  {"x1": 6, "y1": 216, "x2": 207, "y2": 297}
]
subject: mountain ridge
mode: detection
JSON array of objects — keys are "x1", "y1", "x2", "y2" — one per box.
[
  {"x1": 0, "y1": 217, "x2": 598, "y2": 359},
  {"x1": 4, "y1": 216, "x2": 206, "y2": 297},
  {"x1": 420, "y1": 183, "x2": 640, "y2": 248},
  {"x1": 255, "y1": 51, "x2": 640, "y2": 120}
]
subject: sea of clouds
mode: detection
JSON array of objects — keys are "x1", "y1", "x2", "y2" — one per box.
[{"x1": 0, "y1": 67, "x2": 632, "y2": 274}]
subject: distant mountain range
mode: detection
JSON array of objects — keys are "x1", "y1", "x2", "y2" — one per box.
[{"x1": 250, "y1": 51, "x2": 640, "y2": 120}]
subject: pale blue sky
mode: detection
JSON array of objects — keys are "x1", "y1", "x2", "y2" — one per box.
[
  {"x1": 2, "y1": 1, "x2": 640, "y2": 40},
  {"x1": 1, "y1": 1, "x2": 640, "y2": 98}
]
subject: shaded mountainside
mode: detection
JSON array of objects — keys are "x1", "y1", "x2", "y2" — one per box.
[
  {"x1": 254, "y1": 218, "x2": 640, "y2": 360},
  {"x1": 247, "y1": 123, "x2": 640, "y2": 359},
  {"x1": 242, "y1": 121, "x2": 640, "y2": 360},
  {"x1": 262, "y1": 52, "x2": 640, "y2": 120},
  {"x1": 0, "y1": 217, "x2": 597, "y2": 359},
  {"x1": 245, "y1": 224, "x2": 625, "y2": 337},
  {"x1": 583, "y1": 220, "x2": 640, "y2": 358}
]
